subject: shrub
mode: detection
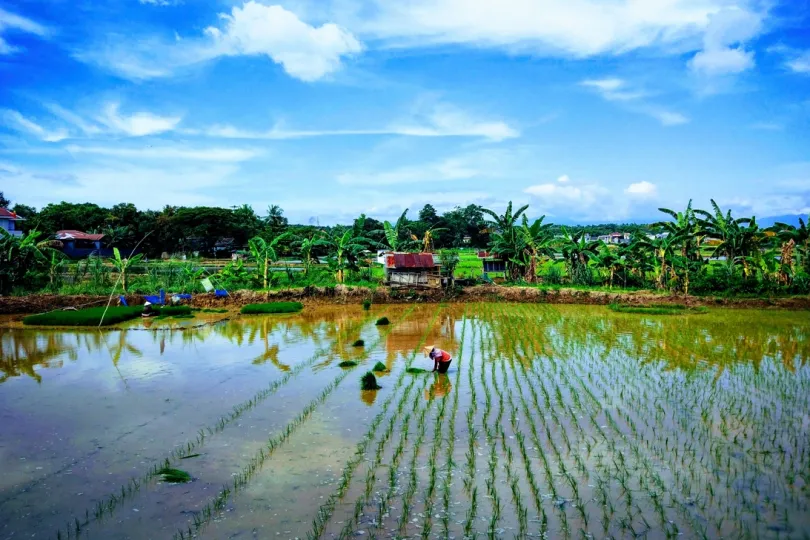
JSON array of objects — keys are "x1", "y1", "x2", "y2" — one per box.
[
  {"x1": 375, "y1": 316, "x2": 390, "y2": 326},
  {"x1": 240, "y1": 302, "x2": 303, "y2": 315},
  {"x1": 338, "y1": 360, "x2": 358, "y2": 368},
  {"x1": 362, "y1": 299, "x2": 372, "y2": 310},
  {"x1": 361, "y1": 371, "x2": 381, "y2": 390},
  {"x1": 542, "y1": 265, "x2": 563, "y2": 285},
  {"x1": 352, "y1": 339, "x2": 365, "y2": 347},
  {"x1": 372, "y1": 361, "x2": 387, "y2": 372}
]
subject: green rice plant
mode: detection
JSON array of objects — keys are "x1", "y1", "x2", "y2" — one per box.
[
  {"x1": 372, "y1": 361, "x2": 386, "y2": 372},
  {"x1": 362, "y1": 299, "x2": 372, "y2": 310},
  {"x1": 374, "y1": 316, "x2": 390, "y2": 325},
  {"x1": 157, "y1": 467, "x2": 191, "y2": 483},
  {"x1": 405, "y1": 367, "x2": 429, "y2": 374},
  {"x1": 360, "y1": 371, "x2": 381, "y2": 390},
  {"x1": 352, "y1": 339, "x2": 365, "y2": 347},
  {"x1": 240, "y1": 302, "x2": 303, "y2": 314},
  {"x1": 23, "y1": 306, "x2": 143, "y2": 326},
  {"x1": 201, "y1": 308, "x2": 228, "y2": 313},
  {"x1": 338, "y1": 360, "x2": 358, "y2": 368},
  {"x1": 608, "y1": 303, "x2": 708, "y2": 315}
]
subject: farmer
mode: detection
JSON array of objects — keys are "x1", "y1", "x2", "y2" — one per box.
[
  {"x1": 142, "y1": 301, "x2": 157, "y2": 318},
  {"x1": 424, "y1": 345, "x2": 453, "y2": 374}
]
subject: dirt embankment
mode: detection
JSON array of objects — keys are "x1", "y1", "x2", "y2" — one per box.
[{"x1": 1, "y1": 285, "x2": 809, "y2": 315}]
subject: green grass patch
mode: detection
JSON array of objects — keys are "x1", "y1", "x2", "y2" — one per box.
[
  {"x1": 352, "y1": 339, "x2": 365, "y2": 347},
  {"x1": 406, "y1": 367, "x2": 430, "y2": 374},
  {"x1": 338, "y1": 360, "x2": 358, "y2": 368},
  {"x1": 609, "y1": 303, "x2": 708, "y2": 315},
  {"x1": 157, "y1": 467, "x2": 191, "y2": 483},
  {"x1": 361, "y1": 371, "x2": 381, "y2": 390},
  {"x1": 372, "y1": 361, "x2": 387, "y2": 372},
  {"x1": 24, "y1": 306, "x2": 144, "y2": 326},
  {"x1": 375, "y1": 316, "x2": 390, "y2": 326},
  {"x1": 201, "y1": 308, "x2": 228, "y2": 313},
  {"x1": 240, "y1": 302, "x2": 303, "y2": 315}
]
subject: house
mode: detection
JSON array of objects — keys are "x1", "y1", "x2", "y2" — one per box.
[
  {"x1": 596, "y1": 232, "x2": 631, "y2": 245},
  {"x1": 382, "y1": 252, "x2": 442, "y2": 288},
  {"x1": 55, "y1": 230, "x2": 111, "y2": 258},
  {"x1": 476, "y1": 250, "x2": 506, "y2": 273},
  {"x1": 0, "y1": 208, "x2": 24, "y2": 238}
]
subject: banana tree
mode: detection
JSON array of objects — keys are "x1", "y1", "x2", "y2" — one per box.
[
  {"x1": 111, "y1": 247, "x2": 144, "y2": 292},
  {"x1": 0, "y1": 229, "x2": 63, "y2": 293},
  {"x1": 296, "y1": 232, "x2": 328, "y2": 277},
  {"x1": 558, "y1": 228, "x2": 603, "y2": 285},
  {"x1": 380, "y1": 209, "x2": 414, "y2": 252},
  {"x1": 655, "y1": 200, "x2": 702, "y2": 261},
  {"x1": 324, "y1": 216, "x2": 376, "y2": 283},
  {"x1": 588, "y1": 246, "x2": 624, "y2": 289},
  {"x1": 772, "y1": 217, "x2": 809, "y2": 276},
  {"x1": 519, "y1": 215, "x2": 556, "y2": 283},
  {"x1": 633, "y1": 233, "x2": 685, "y2": 290},
  {"x1": 481, "y1": 202, "x2": 530, "y2": 280},
  {"x1": 248, "y1": 232, "x2": 291, "y2": 290},
  {"x1": 411, "y1": 225, "x2": 448, "y2": 253}
]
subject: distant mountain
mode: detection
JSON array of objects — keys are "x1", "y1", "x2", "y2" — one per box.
[{"x1": 757, "y1": 214, "x2": 807, "y2": 228}]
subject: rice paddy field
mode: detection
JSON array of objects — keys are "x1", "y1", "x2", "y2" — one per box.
[{"x1": 0, "y1": 303, "x2": 809, "y2": 540}]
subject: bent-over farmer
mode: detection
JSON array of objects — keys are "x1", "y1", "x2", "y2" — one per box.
[{"x1": 424, "y1": 345, "x2": 452, "y2": 374}]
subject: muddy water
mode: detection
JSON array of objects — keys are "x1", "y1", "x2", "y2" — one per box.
[{"x1": 0, "y1": 304, "x2": 808, "y2": 540}]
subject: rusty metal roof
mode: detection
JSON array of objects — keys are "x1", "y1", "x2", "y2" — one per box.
[
  {"x1": 56, "y1": 230, "x2": 105, "y2": 241},
  {"x1": 388, "y1": 253, "x2": 436, "y2": 268}
]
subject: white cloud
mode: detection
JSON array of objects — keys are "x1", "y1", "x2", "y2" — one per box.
[
  {"x1": 79, "y1": 3, "x2": 361, "y2": 82},
  {"x1": 0, "y1": 8, "x2": 47, "y2": 55},
  {"x1": 557, "y1": 174, "x2": 569, "y2": 183},
  {"x1": 625, "y1": 181, "x2": 657, "y2": 197},
  {"x1": 190, "y1": 103, "x2": 517, "y2": 141},
  {"x1": 63, "y1": 144, "x2": 260, "y2": 162},
  {"x1": 1, "y1": 110, "x2": 68, "y2": 142},
  {"x1": 644, "y1": 108, "x2": 690, "y2": 126},
  {"x1": 785, "y1": 51, "x2": 810, "y2": 75},
  {"x1": 43, "y1": 103, "x2": 104, "y2": 136},
  {"x1": 580, "y1": 79, "x2": 688, "y2": 126},
  {"x1": 337, "y1": 157, "x2": 479, "y2": 186},
  {"x1": 98, "y1": 103, "x2": 181, "y2": 136},
  {"x1": 139, "y1": 0, "x2": 179, "y2": 5},
  {"x1": 688, "y1": 7, "x2": 761, "y2": 76}
]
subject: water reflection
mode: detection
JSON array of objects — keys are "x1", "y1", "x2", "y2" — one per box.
[
  {"x1": 360, "y1": 389, "x2": 379, "y2": 406},
  {"x1": 2, "y1": 305, "x2": 808, "y2": 386},
  {"x1": 425, "y1": 373, "x2": 452, "y2": 400}
]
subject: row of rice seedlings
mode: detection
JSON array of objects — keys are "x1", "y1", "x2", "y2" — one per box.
[
  {"x1": 307, "y1": 308, "x2": 447, "y2": 539},
  {"x1": 483, "y1": 309, "x2": 508, "y2": 538},
  {"x1": 51, "y1": 309, "x2": 393, "y2": 539},
  {"x1": 461, "y1": 320, "x2": 481, "y2": 537},
  {"x1": 172, "y1": 308, "x2": 420, "y2": 540}
]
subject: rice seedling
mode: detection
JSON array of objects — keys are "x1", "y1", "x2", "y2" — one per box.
[
  {"x1": 608, "y1": 303, "x2": 708, "y2": 315},
  {"x1": 352, "y1": 339, "x2": 365, "y2": 347},
  {"x1": 372, "y1": 361, "x2": 387, "y2": 372},
  {"x1": 338, "y1": 360, "x2": 358, "y2": 368},
  {"x1": 361, "y1": 371, "x2": 381, "y2": 390},
  {"x1": 405, "y1": 367, "x2": 429, "y2": 374},
  {"x1": 363, "y1": 299, "x2": 372, "y2": 310},
  {"x1": 240, "y1": 302, "x2": 304, "y2": 314},
  {"x1": 375, "y1": 316, "x2": 390, "y2": 325},
  {"x1": 157, "y1": 467, "x2": 191, "y2": 483},
  {"x1": 23, "y1": 306, "x2": 144, "y2": 326}
]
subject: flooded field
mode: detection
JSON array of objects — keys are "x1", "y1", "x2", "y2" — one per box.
[{"x1": 1, "y1": 304, "x2": 809, "y2": 540}]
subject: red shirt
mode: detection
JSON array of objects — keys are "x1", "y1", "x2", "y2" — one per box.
[{"x1": 435, "y1": 350, "x2": 452, "y2": 362}]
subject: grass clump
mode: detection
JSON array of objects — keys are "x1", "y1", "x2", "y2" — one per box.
[
  {"x1": 240, "y1": 302, "x2": 303, "y2": 315},
  {"x1": 338, "y1": 360, "x2": 359, "y2": 368},
  {"x1": 352, "y1": 339, "x2": 365, "y2": 347},
  {"x1": 372, "y1": 361, "x2": 387, "y2": 372},
  {"x1": 24, "y1": 306, "x2": 143, "y2": 326},
  {"x1": 201, "y1": 308, "x2": 228, "y2": 313},
  {"x1": 609, "y1": 303, "x2": 707, "y2": 315},
  {"x1": 406, "y1": 367, "x2": 430, "y2": 374},
  {"x1": 157, "y1": 467, "x2": 191, "y2": 483},
  {"x1": 361, "y1": 371, "x2": 381, "y2": 390},
  {"x1": 362, "y1": 299, "x2": 372, "y2": 310},
  {"x1": 375, "y1": 316, "x2": 390, "y2": 326}
]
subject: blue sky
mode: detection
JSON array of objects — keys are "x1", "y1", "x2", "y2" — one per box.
[{"x1": 1, "y1": 0, "x2": 809, "y2": 224}]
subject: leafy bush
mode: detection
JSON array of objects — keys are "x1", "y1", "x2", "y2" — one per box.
[
  {"x1": 361, "y1": 371, "x2": 381, "y2": 390},
  {"x1": 240, "y1": 302, "x2": 303, "y2": 314},
  {"x1": 375, "y1": 316, "x2": 390, "y2": 326},
  {"x1": 541, "y1": 264, "x2": 563, "y2": 285}
]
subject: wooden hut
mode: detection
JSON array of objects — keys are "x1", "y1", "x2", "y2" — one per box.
[{"x1": 383, "y1": 253, "x2": 442, "y2": 288}]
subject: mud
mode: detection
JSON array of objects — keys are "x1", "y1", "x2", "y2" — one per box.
[{"x1": 1, "y1": 284, "x2": 808, "y2": 315}]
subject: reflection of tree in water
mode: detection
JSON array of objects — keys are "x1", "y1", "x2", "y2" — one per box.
[
  {"x1": 482, "y1": 305, "x2": 809, "y2": 375},
  {"x1": 0, "y1": 331, "x2": 74, "y2": 384},
  {"x1": 360, "y1": 388, "x2": 378, "y2": 406},
  {"x1": 425, "y1": 373, "x2": 452, "y2": 401}
]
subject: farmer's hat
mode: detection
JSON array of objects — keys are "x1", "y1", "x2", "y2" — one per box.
[
  {"x1": 423, "y1": 345, "x2": 436, "y2": 357},
  {"x1": 144, "y1": 301, "x2": 152, "y2": 306}
]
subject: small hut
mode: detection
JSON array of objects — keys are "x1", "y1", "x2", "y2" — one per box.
[
  {"x1": 477, "y1": 250, "x2": 506, "y2": 274},
  {"x1": 383, "y1": 253, "x2": 442, "y2": 288}
]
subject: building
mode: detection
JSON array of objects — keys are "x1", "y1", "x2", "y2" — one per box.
[
  {"x1": 476, "y1": 250, "x2": 507, "y2": 273},
  {"x1": 0, "y1": 208, "x2": 24, "y2": 238},
  {"x1": 55, "y1": 230, "x2": 111, "y2": 258},
  {"x1": 596, "y1": 232, "x2": 632, "y2": 245},
  {"x1": 382, "y1": 252, "x2": 442, "y2": 288}
]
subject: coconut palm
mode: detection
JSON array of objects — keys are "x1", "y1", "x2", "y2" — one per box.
[{"x1": 248, "y1": 232, "x2": 291, "y2": 289}]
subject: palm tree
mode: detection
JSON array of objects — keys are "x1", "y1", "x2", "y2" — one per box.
[
  {"x1": 248, "y1": 232, "x2": 291, "y2": 290},
  {"x1": 558, "y1": 228, "x2": 602, "y2": 285},
  {"x1": 519, "y1": 215, "x2": 556, "y2": 283}
]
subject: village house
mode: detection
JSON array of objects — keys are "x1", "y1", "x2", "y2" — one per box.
[
  {"x1": 0, "y1": 208, "x2": 24, "y2": 238},
  {"x1": 55, "y1": 230, "x2": 111, "y2": 258},
  {"x1": 380, "y1": 252, "x2": 443, "y2": 288}
]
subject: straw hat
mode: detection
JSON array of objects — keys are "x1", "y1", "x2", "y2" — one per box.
[
  {"x1": 144, "y1": 301, "x2": 152, "y2": 306},
  {"x1": 423, "y1": 345, "x2": 436, "y2": 357}
]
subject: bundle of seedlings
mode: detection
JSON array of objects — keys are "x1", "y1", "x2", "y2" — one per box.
[
  {"x1": 23, "y1": 306, "x2": 144, "y2": 326},
  {"x1": 361, "y1": 371, "x2": 381, "y2": 390},
  {"x1": 352, "y1": 339, "x2": 365, "y2": 347},
  {"x1": 372, "y1": 362, "x2": 387, "y2": 372},
  {"x1": 338, "y1": 360, "x2": 358, "y2": 368},
  {"x1": 608, "y1": 303, "x2": 707, "y2": 315},
  {"x1": 240, "y1": 302, "x2": 303, "y2": 315},
  {"x1": 375, "y1": 316, "x2": 390, "y2": 326}
]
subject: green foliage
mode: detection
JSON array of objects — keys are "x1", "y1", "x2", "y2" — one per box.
[
  {"x1": 360, "y1": 371, "x2": 381, "y2": 390},
  {"x1": 405, "y1": 367, "x2": 429, "y2": 374},
  {"x1": 372, "y1": 361, "x2": 387, "y2": 372},
  {"x1": 157, "y1": 467, "x2": 191, "y2": 483},
  {"x1": 338, "y1": 360, "x2": 358, "y2": 368},
  {"x1": 608, "y1": 303, "x2": 708, "y2": 315},
  {"x1": 23, "y1": 306, "x2": 144, "y2": 326},
  {"x1": 240, "y1": 302, "x2": 303, "y2": 314},
  {"x1": 375, "y1": 316, "x2": 390, "y2": 326},
  {"x1": 362, "y1": 299, "x2": 372, "y2": 310},
  {"x1": 439, "y1": 249, "x2": 460, "y2": 278}
]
